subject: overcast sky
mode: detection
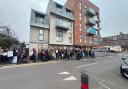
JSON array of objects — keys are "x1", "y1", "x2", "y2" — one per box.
[{"x1": 0, "y1": 0, "x2": 128, "y2": 42}]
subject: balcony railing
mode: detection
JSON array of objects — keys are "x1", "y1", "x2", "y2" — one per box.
[
  {"x1": 87, "y1": 27, "x2": 96, "y2": 35},
  {"x1": 87, "y1": 18, "x2": 96, "y2": 26},
  {"x1": 87, "y1": 8, "x2": 96, "y2": 17},
  {"x1": 93, "y1": 25, "x2": 99, "y2": 30},
  {"x1": 56, "y1": 22, "x2": 70, "y2": 30}
]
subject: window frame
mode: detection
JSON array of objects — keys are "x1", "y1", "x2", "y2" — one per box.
[
  {"x1": 39, "y1": 29, "x2": 44, "y2": 41},
  {"x1": 69, "y1": 33, "x2": 72, "y2": 43},
  {"x1": 56, "y1": 31, "x2": 63, "y2": 42}
]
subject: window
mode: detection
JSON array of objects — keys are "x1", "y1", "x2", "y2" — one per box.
[
  {"x1": 39, "y1": 29, "x2": 44, "y2": 34},
  {"x1": 84, "y1": 6, "x2": 87, "y2": 12},
  {"x1": 56, "y1": 3, "x2": 63, "y2": 9},
  {"x1": 85, "y1": 6, "x2": 87, "y2": 9},
  {"x1": 80, "y1": 24, "x2": 82, "y2": 31},
  {"x1": 66, "y1": 8, "x2": 72, "y2": 15},
  {"x1": 69, "y1": 33, "x2": 72, "y2": 43},
  {"x1": 56, "y1": 31, "x2": 63, "y2": 42},
  {"x1": 113, "y1": 36, "x2": 117, "y2": 40},
  {"x1": 84, "y1": 17, "x2": 86, "y2": 22},
  {"x1": 35, "y1": 13, "x2": 44, "y2": 24},
  {"x1": 80, "y1": 12, "x2": 82, "y2": 20},
  {"x1": 125, "y1": 35, "x2": 128, "y2": 39},
  {"x1": 80, "y1": 34, "x2": 82, "y2": 43},
  {"x1": 39, "y1": 29, "x2": 44, "y2": 41},
  {"x1": 79, "y1": 2, "x2": 82, "y2": 10}
]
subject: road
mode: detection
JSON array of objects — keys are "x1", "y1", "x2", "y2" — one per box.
[{"x1": 0, "y1": 53, "x2": 127, "y2": 89}]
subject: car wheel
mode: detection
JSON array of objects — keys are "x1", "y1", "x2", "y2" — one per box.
[{"x1": 120, "y1": 68, "x2": 128, "y2": 79}]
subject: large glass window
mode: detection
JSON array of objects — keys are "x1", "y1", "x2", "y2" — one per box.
[
  {"x1": 56, "y1": 31, "x2": 63, "y2": 42},
  {"x1": 35, "y1": 13, "x2": 44, "y2": 24},
  {"x1": 39, "y1": 29, "x2": 44, "y2": 41}
]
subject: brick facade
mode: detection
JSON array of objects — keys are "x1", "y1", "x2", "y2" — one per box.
[{"x1": 65, "y1": 0, "x2": 101, "y2": 48}]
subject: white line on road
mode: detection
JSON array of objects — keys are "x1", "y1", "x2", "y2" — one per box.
[
  {"x1": 99, "y1": 80, "x2": 110, "y2": 89},
  {"x1": 58, "y1": 72, "x2": 70, "y2": 75},
  {"x1": 63, "y1": 76, "x2": 77, "y2": 81},
  {"x1": 76, "y1": 62, "x2": 98, "y2": 69}
]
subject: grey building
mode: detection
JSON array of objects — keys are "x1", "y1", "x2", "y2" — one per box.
[
  {"x1": 46, "y1": 0, "x2": 74, "y2": 49},
  {"x1": 29, "y1": 9, "x2": 49, "y2": 53}
]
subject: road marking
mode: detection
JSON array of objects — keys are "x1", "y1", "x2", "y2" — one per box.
[
  {"x1": 58, "y1": 72, "x2": 70, "y2": 75},
  {"x1": 99, "y1": 80, "x2": 110, "y2": 89},
  {"x1": 77, "y1": 62, "x2": 98, "y2": 69},
  {"x1": 63, "y1": 76, "x2": 77, "y2": 81}
]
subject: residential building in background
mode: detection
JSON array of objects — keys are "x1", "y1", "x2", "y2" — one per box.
[
  {"x1": 46, "y1": 0, "x2": 74, "y2": 49},
  {"x1": 29, "y1": 9, "x2": 49, "y2": 53},
  {"x1": 66, "y1": 0, "x2": 101, "y2": 49},
  {"x1": 102, "y1": 32, "x2": 128, "y2": 51}
]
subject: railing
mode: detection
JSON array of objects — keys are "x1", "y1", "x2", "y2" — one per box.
[
  {"x1": 87, "y1": 8, "x2": 96, "y2": 16},
  {"x1": 56, "y1": 22, "x2": 70, "y2": 30},
  {"x1": 87, "y1": 27, "x2": 96, "y2": 35},
  {"x1": 89, "y1": 18, "x2": 96, "y2": 25}
]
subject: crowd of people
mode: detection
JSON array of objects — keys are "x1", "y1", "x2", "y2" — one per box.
[{"x1": 0, "y1": 47, "x2": 95, "y2": 64}]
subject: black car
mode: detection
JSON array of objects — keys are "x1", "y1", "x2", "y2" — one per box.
[{"x1": 120, "y1": 57, "x2": 128, "y2": 79}]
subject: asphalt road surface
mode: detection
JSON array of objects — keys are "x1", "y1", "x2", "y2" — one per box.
[{"x1": 0, "y1": 53, "x2": 127, "y2": 89}]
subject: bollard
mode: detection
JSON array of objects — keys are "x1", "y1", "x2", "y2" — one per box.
[{"x1": 81, "y1": 72, "x2": 89, "y2": 89}]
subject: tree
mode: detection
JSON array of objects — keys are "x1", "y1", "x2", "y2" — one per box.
[{"x1": 0, "y1": 24, "x2": 20, "y2": 49}]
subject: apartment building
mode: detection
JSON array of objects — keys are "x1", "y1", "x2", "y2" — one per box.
[
  {"x1": 29, "y1": 0, "x2": 101, "y2": 51},
  {"x1": 46, "y1": 0, "x2": 74, "y2": 49},
  {"x1": 65, "y1": 0, "x2": 101, "y2": 49},
  {"x1": 29, "y1": 9, "x2": 49, "y2": 53}
]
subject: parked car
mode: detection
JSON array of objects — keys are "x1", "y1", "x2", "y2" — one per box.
[{"x1": 120, "y1": 57, "x2": 128, "y2": 79}]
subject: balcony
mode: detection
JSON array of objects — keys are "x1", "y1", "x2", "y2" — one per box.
[
  {"x1": 56, "y1": 22, "x2": 70, "y2": 30},
  {"x1": 93, "y1": 25, "x2": 99, "y2": 30},
  {"x1": 87, "y1": 18, "x2": 96, "y2": 26},
  {"x1": 87, "y1": 8, "x2": 96, "y2": 17},
  {"x1": 87, "y1": 27, "x2": 96, "y2": 35}
]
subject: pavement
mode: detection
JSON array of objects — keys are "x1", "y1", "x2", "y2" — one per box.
[{"x1": 0, "y1": 52, "x2": 127, "y2": 89}]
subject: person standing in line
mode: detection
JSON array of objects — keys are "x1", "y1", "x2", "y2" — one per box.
[
  {"x1": 7, "y1": 48, "x2": 13, "y2": 64},
  {"x1": 17, "y1": 48, "x2": 23, "y2": 64},
  {"x1": 12, "y1": 48, "x2": 17, "y2": 64},
  {"x1": 30, "y1": 48, "x2": 36, "y2": 63},
  {"x1": 52, "y1": 50, "x2": 56, "y2": 61},
  {"x1": 55, "y1": 49, "x2": 59, "y2": 60},
  {"x1": 67, "y1": 50, "x2": 70, "y2": 60},
  {"x1": 86, "y1": 49, "x2": 89, "y2": 58},
  {"x1": 89, "y1": 49, "x2": 92, "y2": 58},
  {"x1": 76, "y1": 50, "x2": 80, "y2": 61},
  {"x1": 2, "y1": 49, "x2": 8, "y2": 63},
  {"x1": 91, "y1": 49, "x2": 95, "y2": 58}
]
